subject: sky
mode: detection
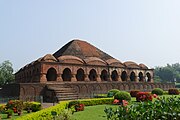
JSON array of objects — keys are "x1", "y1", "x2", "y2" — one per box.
[{"x1": 1, "y1": 0, "x2": 180, "y2": 71}]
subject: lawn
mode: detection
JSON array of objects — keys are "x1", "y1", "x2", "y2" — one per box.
[
  {"x1": 0, "y1": 111, "x2": 30, "y2": 120},
  {"x1": 72, "y1": 104, "x2": 118, "y2": 120},
  {"x1": 72, "y1": 95, "x2": 180, "y2": 120}
]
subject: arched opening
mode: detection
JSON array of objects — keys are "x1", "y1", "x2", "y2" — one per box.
[
  {"x1": 146, "y1": 72, "x2": 151, "y2": 82},
  {"x1": 46, "y1": 68, "x2": 57, "y2": 81},
  {"x1": 121, "y1": 71, "x2": 127, "y2": 81},
  {"x1": 88, "y1": 69, "x2": 97, "y2": 81},
  {"x1": 130, "y1": 71, "x2": 136, "y2": 81},
  {"x1": 111, "y1": 70, "x2": 118, "y2": 81},
  {"x1": 76, "y1": 68, "x2": 85, "y2": 81},
  {"x1": 100, "y1": 69, "x2": 108, "y2": 81},
  {"x1": 138, "y1": 72, "x2": 144, "y2": 82},
  {"x1": 62, "y1": 68, "x2": 71, "y2": 81}
]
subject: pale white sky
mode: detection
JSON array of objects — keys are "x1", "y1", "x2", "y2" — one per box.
[{"x1": 1, "y1": 0, "x2": 180, "y2": 70}]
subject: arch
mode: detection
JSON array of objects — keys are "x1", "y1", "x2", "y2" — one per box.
[
  {"x1": 121, "y1": 71, "x2": 127, "y2": 81},
  {"x1": 138, "y1": 72, "x2": 144, "y2": 82},
  {"x1": 111, "y1": 70, "x2": 118, "y2": 81},
  {"x1": 88, "y1": 69, "x2": 97, "y2": 81},
  {"x1": 62, "y1": 68, "x2": 72, "y2": 81},
  {"x1": 130, "y1": 71, "x2": 136, "y2": 81},
  {"x1": 76, "y1": 68, "x2": 85, "y2": 81},
  {"x1": 100, "y1": 69, "x2": 108, "y2": 81},
  {"x1": 146, "y1": 72, "x2": 151, "y2": 82},
  {"x1": 46, "y1": 68, "x2": 57, "y2": 81}
]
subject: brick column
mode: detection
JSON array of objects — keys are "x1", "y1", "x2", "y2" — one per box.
[
  {"x1": 57, "y1": 74, "x2": 63, "y2": 82},
  {"x1": 135, "y1": 76, "x2": 139, "y2": 82},
  {"x1": 71, "y1": 74, "x2": 77, "y2": 82},
  {"x1": 96, "y1": 74, "x2": 101, "y2": 82},
  {"x1": 84, "y1": 74, "x2": 90, "y2": 81},
  {"x1": 40, "y1": 73, "x2": 47, "y2": 83}
]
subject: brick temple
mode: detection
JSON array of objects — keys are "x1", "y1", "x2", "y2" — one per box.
[{"x1": 2, "y1": 40, "x2": 175, "y2": 102}]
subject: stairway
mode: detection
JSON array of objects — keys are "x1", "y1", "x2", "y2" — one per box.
[{"x1": 46, "y1": 84, "x2": 78, "y2": 102}]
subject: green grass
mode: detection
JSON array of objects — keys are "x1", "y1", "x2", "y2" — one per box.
[
  {"x1": 72, "y1": 104, "x2": 118, "y2": 120},
  {"x1": 0, "y1": 111, "x2": 30, "y2": 120},
  {"x1": 72, "y1": 95, "x2": 180, "y2": 120}
]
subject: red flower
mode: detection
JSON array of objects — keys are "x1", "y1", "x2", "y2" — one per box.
[
  {"x1": 136, "y1": 92, "x2": 153, "y2": 102},
  {"x1": 153, "y1": 94, "x2": 158, "y2": 98},
  {"x1": 122, "y1": 100, "x2": 128, "y2": 107},
  {"x1": 113, "y1": 99, "x2": 119, "y2": 104}
]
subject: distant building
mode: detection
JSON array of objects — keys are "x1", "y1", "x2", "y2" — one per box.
[{"x1": 2, "y1": 40, "x2": 175, "y2": 102}]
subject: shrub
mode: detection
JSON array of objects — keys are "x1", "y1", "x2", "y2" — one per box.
[
  {"x1": 151, "y1": 88, "x2": 164, "y2": 95},
  {"x1": 93, "y1": 94, "x2": 107, "y2": 98},
  {"x1": 14, "y1": 100, "x2": 23, "y2": 112},
  {"x1": 136, "y1": 92, "x2": 153, "y2": 102},
  {"x1": 107, "y1": 89, "x2": 120, "y2": 97},
  {"x1": 105, "y1": 96, "x2": 180, "y2": 120},
  {"x1": 22, "y1": 101, "x2": 41, "y2": 112},
  {"x1": 68, "y1": 101, "x2": 80, "y2": 108},
  {"x1": 168, "y1": 88, "x2": 180, "y2": 95},
  {"x1": 0, "y1": 105, "x2": 6, "y2": 114},
  {"x1": 6, "y1": 100, "x2": 15, "y2": 110},
  {"x1": 130, "y1": 90, "x2": 140, "y2": 97},
  {"x1": 16, "y1": 101, "x2": 69, "y2": 120},
  {"x1": 30, "y1": 102, "x2": 42, "y2": 112},
  {"x1": 71, "y1": 98, "x2": 114, "y2": 107},
  {"x1": 23, "y1": 102, "x2": 33, "y2": 111},
  {"x1": 17, "y1": 98, "x2": 113, "y2": 120},
  {"x1": 114, "y1": 91, "x2": 131, "y2": 101}
]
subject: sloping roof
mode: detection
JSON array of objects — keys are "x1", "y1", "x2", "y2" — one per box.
[{"x1": 53, "y1": 39, "x2": 114, "y2": 60}]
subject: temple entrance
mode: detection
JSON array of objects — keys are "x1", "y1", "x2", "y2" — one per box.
[
  {"x1": 46, "y1": 68, "x2": 57, "y2": 81},
  {"x1": 121, "y1": 71, "x2": 127, "y2": 81},
  {"x1": 89, "y1": 69, "x2": 97, "y2": 81},
  {"x1": 130, "y1": 72, "x2": 136, "y2": 81},
  {"x1": 111, "y1": 70, "x2": 118, "y2": 81},
  {"x1": 138, "y1": 72, "x2": 143, "y2": 82},
  {"x1": 100, "y1": 69, "x2": 108, "y2": 81},
  {"x1": 146, "y1": 72, "x2": 151, "y2": 82},
  {"x1": 62, "y1": 68, "x2": 72, "y2": 81},
  {"x1": 76, "y1": 68, "x2": 85, "y2": 81}
]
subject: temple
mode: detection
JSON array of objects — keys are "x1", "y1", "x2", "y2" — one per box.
[{"x1": 2, "y1": 40, "x2": 175, "y2": 102}]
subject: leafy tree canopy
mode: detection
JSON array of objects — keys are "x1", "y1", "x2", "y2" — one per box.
[
  {"x1": 0, "y1": 60, "x2": 15, "y2": 86},
  {"x1": 154, "y1": 63, "x2": 180, "y2": 83}
]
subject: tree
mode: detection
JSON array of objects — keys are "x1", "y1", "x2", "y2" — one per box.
[
  {"x1": 154, "y1": 63, "x2": 180, "y2": 83},
  {"x1": 0, "y1": 60, "x2": 15, "y2": 86}
]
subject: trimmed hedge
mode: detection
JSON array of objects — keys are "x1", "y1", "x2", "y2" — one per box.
[
  {"x1": 68, "y1": 98, "x2": 114, "y2": 107},
  {"x1": 168, "y1": 88, "x2": 180, "y2": 95},
  {"x1": 130, "y1": 90, "x2": 140, "y2": 97},
  {"x1": 114, "y1": 91, "x2": 131, "y2": 101},
  {"x1": 151, "y1": 88, "x2": 164, "y2": 95},
  {"x1": 16, "y1": 101, "x2": 69, "y2": 120},
  {"x1": 17, "y1": 98, "x2": 113, "y2": 120},
  {"x1": 107, "y1": 89, "x2": 120, "y2": 97},
  {"x1": 136, "y1": 92, "x2": 153, "y2": 102}
]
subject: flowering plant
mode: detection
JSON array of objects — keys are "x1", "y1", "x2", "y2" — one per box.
[
  {"x1": 136, "y1": 92, "x2": 153, "y2": 102},
  {"x1": 122, "y1": 100, "x2": 128, "y2": 107},
  {"x1": 75, "y1": 104, "x2": 84, "y2": 111},
  {"x1": 6, "y1": 100, "x2": 15, "y2": 110},
  {"x1": 113, "y1": 99, "x2": 119, "y2": 104}
]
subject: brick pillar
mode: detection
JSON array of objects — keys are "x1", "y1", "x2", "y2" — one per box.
[
  {"x1": 40, "y1": 73, "x2": 47, "y2": 83},
  {"x1": 118, "y1": 74, "x2": 122, "y2": 82},
  {"x1": 135, "y1": 76, "x2": 139, "y2": 82},
  {"x1": 71, "y1": 74, "x2": 77, "y2": 82},
  {"x1": 126, "y1": 75, "x2": 130, "y2": 82},
  {"x1": 96, "y1": 74, "x2": 101, "y2": 82},
  {"x1": 57, "y1": 74, "x2": 63, "y2": 82},
  {"x1": 84, "y1": 74, "x2": 90, "y2": 81},
  {"x1": 107, "y1": 74, "x2": 111, "y2": 81}
]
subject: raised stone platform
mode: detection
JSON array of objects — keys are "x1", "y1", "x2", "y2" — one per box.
[{"x1": 1, "y1": 82, "x2": 175, "y2": 102}]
